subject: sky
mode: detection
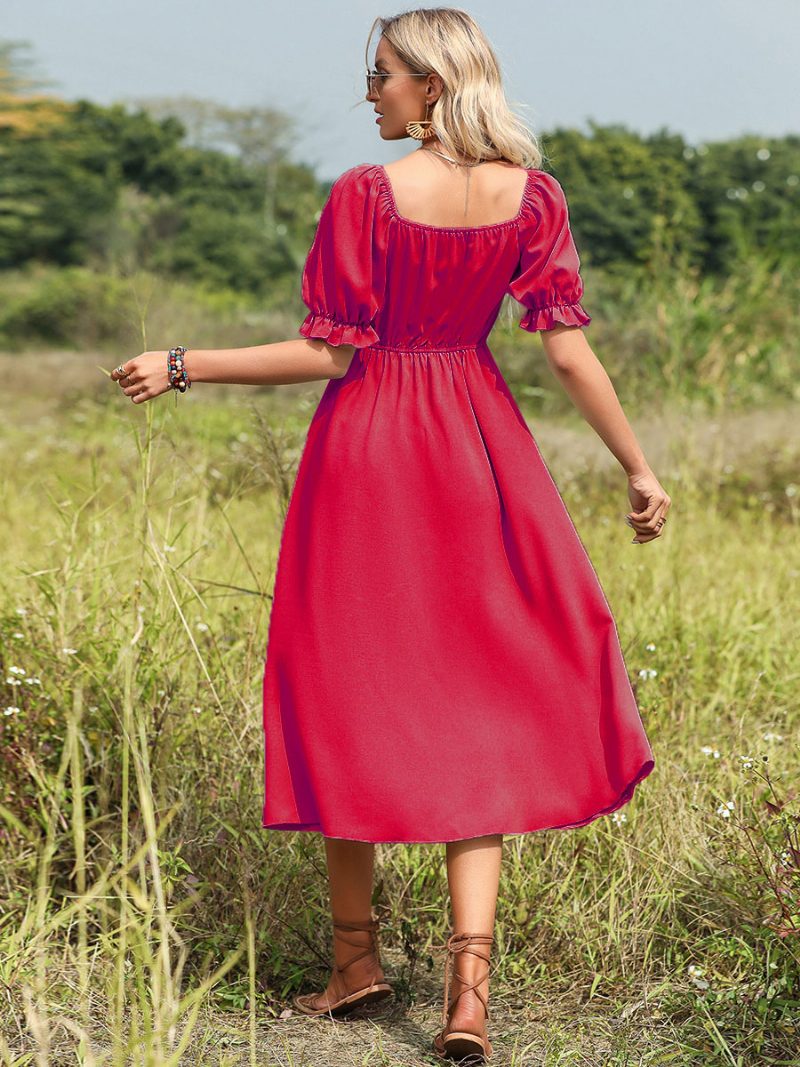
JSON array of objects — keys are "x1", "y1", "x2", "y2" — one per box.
[{"x1": 3, "y1": 0, "x2": 797, "y2": 181}]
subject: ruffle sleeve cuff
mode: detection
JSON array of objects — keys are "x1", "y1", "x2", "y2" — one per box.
[
  {"x1": 519, "y1": 301, "x2": 592, "y2": 333},
  {"x1": 299, "y1": 310, "x2": 380, "y2": 349}
]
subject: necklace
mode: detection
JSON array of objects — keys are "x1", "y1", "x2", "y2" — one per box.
[
  {"x1": 419, "y1": 145, "x2": 486, "y2": 168},
  {"x1": 417, "y1": 143, "x2": 487, "y2": 221}
]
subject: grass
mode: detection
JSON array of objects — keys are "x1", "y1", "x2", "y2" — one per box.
[{"x1": 0, "y1": 326, "x2": 799, "y2": 1064}]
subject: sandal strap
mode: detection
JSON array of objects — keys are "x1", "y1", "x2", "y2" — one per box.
[
  {"x1": 431, "y1": 932, "x2": 494, "y2": 1028},
  {"x1": 330, "y1": 917, "x2": 382, "y2": 1001}
]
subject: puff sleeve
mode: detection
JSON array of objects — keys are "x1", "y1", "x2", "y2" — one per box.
[
  {"x1": 298, "y1": 164, "x2": 386, "y2": 348},
  {"x1": 506, "y1": 171, "x2": 592, "y2": 332}
]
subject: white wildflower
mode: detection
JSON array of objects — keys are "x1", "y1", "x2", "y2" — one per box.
[
  {"x1": 8, "y1": 666, "x2": 26, "y2": 675},
  {"x1": 763, "y1": 732, "x2": 784, "y2": 742},
  {"x1": 4, "y1": 706, "x2": 21, "y2": 716},
  {"x1": 701, "y1": 746, "x2": 721, "y2": 758},
  {"x1": 638, "y1": 668, "x2": 658, "y2": 680},
  {"x1": 687, "y1": 964, "x2": 710, "y2": 989},
  {"x1": 62, "y1": 647, "x2": 78, "y2": 655}
]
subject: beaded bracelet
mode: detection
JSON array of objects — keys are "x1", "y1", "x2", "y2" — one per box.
[{"x1": 167, "y1": 346, "x2": 192, "y2": 392}]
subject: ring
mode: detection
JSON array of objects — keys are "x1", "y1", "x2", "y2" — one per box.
[{"x1": 115, "y1": 365, "x2": 128, "y2": 378}]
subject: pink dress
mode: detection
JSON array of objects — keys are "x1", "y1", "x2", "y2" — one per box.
[{"x1": 261, "y1": 162, "x2": 655, "y2": 843}]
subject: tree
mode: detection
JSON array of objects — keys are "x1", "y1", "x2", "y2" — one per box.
[{"x1": 0, "y1": 39, "x2": 67, "y2": 135}]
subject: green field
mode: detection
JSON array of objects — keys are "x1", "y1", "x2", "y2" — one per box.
[{"x1": 1, "y1": 292, "x2": 799, "y2": 1062}]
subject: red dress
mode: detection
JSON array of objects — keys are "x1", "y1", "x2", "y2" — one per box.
[{"x1": 261, "y1": 162, "x2": 655, "y2": 843}]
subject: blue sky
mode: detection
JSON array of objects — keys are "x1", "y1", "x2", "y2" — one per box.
[{"x1": 4, "y1": 0, "x2": 795, "y2": 180}]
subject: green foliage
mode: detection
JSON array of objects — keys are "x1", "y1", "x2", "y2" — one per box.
[
  {"x1": 496, "y1": 253, "x2": 800, "y2": 413},
  {"x1": 543, "y1": 122, "x2": 705, "y2": 270},
  {"x1": 0, "y1": 108, "x2": 120, "y2": 267},
  {"x1": 70, "y1": 98, "x2": 187, "y2": 194},
  {"x1": 1, "y1": 81, "x2": 799, "y2": 307},
  {"x1": 0, "y1": 265, "x2": 130, "y2": 346},
  {"x1": 688, "y1": 134, "x2": 800, "y2": 270},
  {"x1": 0, "y1": 265, "x2": 289, "y2": 352},
  {"x1": 146, "y1": 198, "x2": 281, "y2": 294},
  {"x1": 542, "y1": 122, "x2": 800, "y2": 274},
  {"x1": 0, "y1": 93, "x2": 320, "y2": 295},
  {"x1": 1, "y1": 251, "x2": 798, "y2": 415}
]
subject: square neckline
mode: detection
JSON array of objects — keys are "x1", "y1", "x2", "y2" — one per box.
[{"x1": 376, "y1": 163, "x2": 533, "y2": 233}]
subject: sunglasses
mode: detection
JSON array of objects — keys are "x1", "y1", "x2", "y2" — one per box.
[{"x1": 366, "y1": 68, "x2": 431, "y2": 95}]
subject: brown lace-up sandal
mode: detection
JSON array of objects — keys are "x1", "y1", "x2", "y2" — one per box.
[
  {"x1": 432, "y1": 932, "x2": 494, "y2": 1062},
  {"x1": 293, "y1": 916, "x2": 394, "y2": 1017}
]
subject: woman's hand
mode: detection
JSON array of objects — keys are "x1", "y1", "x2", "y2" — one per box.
[
  {"x1": 626, "y1": 468, "x2": 671, "y2": 544},
  {"x1": 110, "y1": 351, "x2": 173, "y2": 404}
]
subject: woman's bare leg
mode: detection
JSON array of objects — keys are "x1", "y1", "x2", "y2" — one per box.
[
  {"x1": 303, "y1": 837, "x2": 385, "y2": 1010},
  {"x1": 443, "y1": 834, "x2": 503, "y2": 1034}
]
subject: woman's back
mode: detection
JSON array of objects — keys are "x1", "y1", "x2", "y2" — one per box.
[
  {"x1": 298, "y1": 160, "x2": 591, "y2": 351},
  {"x1": 380, "y1": 154, "x2": 531, "y2": 229}
]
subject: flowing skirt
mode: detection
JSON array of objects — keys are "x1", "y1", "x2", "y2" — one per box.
[{"x1": 261, "y1": 341, "x2": 655, "y2": 843}]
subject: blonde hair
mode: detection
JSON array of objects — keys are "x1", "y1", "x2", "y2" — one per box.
[{"x1": 362, "y1": 7, "x2": 545, "y2": 169}]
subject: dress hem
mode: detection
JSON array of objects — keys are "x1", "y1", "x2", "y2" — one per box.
[{"x1": 261, "y1": 755, "x2": 655, "y2": 845}]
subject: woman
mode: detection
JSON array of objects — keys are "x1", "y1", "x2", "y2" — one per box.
[{"x1": 112, "y1": 8, "x2": 667, "y2": 1062}]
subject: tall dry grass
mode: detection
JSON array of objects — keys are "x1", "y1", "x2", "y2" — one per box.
[{"x1": 1, "y1": 273, "x2": 799, "y2": 1063}]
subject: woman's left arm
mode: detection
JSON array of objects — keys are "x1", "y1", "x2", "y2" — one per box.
[
  {"x1": 111, "y1": 338, "x2": 354, "y2": 400},
  {"x1": 541, "y1": 324, "x2": 672, "y2": 544},
  {"x1": 540, "y1": 325, "x2": 651, "y2": 477}
]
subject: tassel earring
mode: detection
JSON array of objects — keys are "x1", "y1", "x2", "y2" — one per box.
[{"x1": 405, "y1": 101, "x2": 435, "y2": 140}]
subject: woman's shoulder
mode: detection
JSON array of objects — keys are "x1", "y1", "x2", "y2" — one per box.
[
  {"x1": 524, "y1": 169, "x2": 570, "y2": 201},
  {"x1": 330, "y1": 162, "x2": 384, "y2": 190},
  {"x1": 519, "y1": 169, "x2": 573, "y2": 228},
  {"x1": 318, "y1": 164, "x2": 385, "y2": 213}
]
